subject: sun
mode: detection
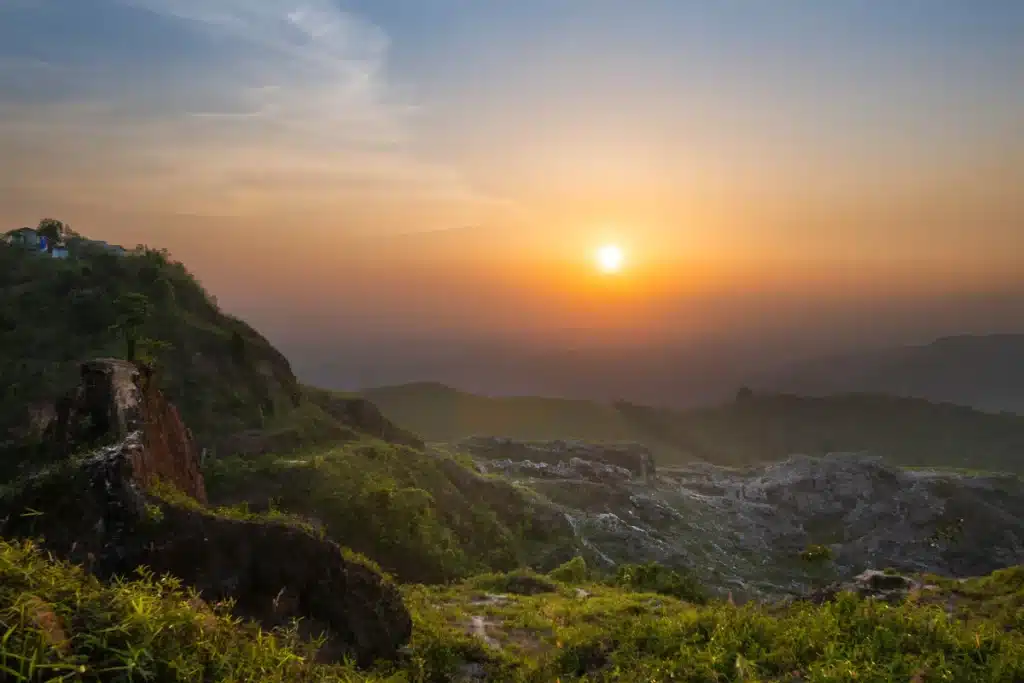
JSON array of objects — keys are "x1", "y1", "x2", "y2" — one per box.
[{"x1": 595, "y1": 244, "x2": 625, "y2": 273}]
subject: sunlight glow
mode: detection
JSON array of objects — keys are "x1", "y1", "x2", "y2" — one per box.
[{"x1": 596, "y1": 244, "x2": 625, "y2": 273}]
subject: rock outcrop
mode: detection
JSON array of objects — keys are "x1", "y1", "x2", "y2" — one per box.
[
  {"x1": 461, "y1": 437, "x2": 656, "y2": 482},
  {"x1": 1, "y1": 358, "x2": 412, "y2": 665},
  {"x1": 50, "y1": 358, "x2": 207, "y2": 502}
]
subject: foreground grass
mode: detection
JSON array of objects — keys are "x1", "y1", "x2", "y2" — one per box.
[
  {"x1": 405, "y1": 563, "x2": 1024, "y2": 682},
  {"x1": 0, "y1": 539, "x2": 394, "y2": 683},
  {"x1": 5, "y1": 539, "x2": 1024, "y2": 683}
]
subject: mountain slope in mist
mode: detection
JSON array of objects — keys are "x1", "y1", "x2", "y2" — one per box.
[{"x1": 759, "y1": 334, "x2": 1024, "y2": 413}]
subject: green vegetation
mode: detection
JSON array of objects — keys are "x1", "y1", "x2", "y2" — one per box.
[
  {"x1": 363, "y1": 383, "x2": 1024, "y2": 473},
  {"x1": 0, "y1": 228, "x2": 301, "y2": 451},
  {"x1": 548, "y1": 556, "x2": 590, "y2": 584},
  {"x1": 402, "y1": 566, "x2": 1024, "y2": 682},
  {"x1": 0, "y1": 539, "x2": 388, "y2": 683},
  {"x1": 5, "y1": 536, "x2": 1024, "y2": 682},
  {"x1": 800, "y1": 545, "x2": 835, "y2": 564},
  {"x1": 611, "y1": 562, "x2": 707, "y2": 604},
  {"x1": 202, "y1": 440, "x2": 579, "y2": 584}
]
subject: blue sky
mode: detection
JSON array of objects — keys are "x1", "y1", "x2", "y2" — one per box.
[{"x1": 0, "y1": 1, "x2": 1021, "y2": 265}]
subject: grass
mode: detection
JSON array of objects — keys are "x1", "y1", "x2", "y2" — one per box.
[
  {"x1": 403, "y1": 563, "x2": 1024, "y2": 682},
  {"x1": 0, "y1": 538, "x2": 395, "y2": 683},
  {"x1": 202, "y1": 439, "x2": 581, "y2": 584},
  {"x1": 4, "y1": 538, "x2": 1024, "y2": 682}
]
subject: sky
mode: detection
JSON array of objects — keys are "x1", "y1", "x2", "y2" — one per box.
[{"x1": 1, "y1": 0, "x2": 1022, "y2": 392}]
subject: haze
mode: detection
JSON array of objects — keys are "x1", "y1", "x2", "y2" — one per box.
[{"x1": 2, "y1": 1, "x2": 1022, "y2": 403}]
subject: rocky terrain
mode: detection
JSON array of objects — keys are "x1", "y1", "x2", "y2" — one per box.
[
  {"x1": 0, "y1": 358, "x2": 411, "y2": 665},
  {"x1": 463, "y1": 436, "x2": 1024, "y2": 599}
]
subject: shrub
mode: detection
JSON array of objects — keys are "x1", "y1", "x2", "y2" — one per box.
[
  {"x1": 611, "y1": 562, "x2": 707, "y2": 603},
  {"x1": 548, "y1": 556, "x2": 589, "y2": 584}
]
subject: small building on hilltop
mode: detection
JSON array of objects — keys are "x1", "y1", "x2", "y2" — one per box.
[
  {"x1": 4, "y1": 227, "x2": 72, "y2": 259},
  {"x1": 3, "y1": 227, "x2": 40, "y2": 249}
]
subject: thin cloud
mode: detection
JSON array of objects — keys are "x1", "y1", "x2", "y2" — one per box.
[{"x1": 0, "y1": 0, "x2": 519, "y2": 228}]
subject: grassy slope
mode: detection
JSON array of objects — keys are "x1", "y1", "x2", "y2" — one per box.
[
  {"x1": 362, "y1": 383, "x2": 1024, "y2": 472},
  {"x1": 5, "y1": 540, "x2": 1024, "y2": 682},
  {"x1": 202, "y1": 439, "x2": 580, "y2": 584}
]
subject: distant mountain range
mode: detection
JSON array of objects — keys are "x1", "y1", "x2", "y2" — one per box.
[
  {"x1": 362, "y1": 382, "x2": 1024, "y2": 473},
  {"x1": 756, "y1": 334, "x2": 1024, "y2": 414}
]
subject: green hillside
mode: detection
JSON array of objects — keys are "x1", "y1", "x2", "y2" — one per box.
[
  {"x1": 363, "y1": 383, "x2": 1024, "y2": 473},
  {"x1": 202, "y1": 438, "x2": 580, "y2": 584},
  {"x1": 1, "y1": 225, "x2": 300, "y2": 449},
  {"x1": 0, "y1": 222, "x2": 430, "y2": 482}
]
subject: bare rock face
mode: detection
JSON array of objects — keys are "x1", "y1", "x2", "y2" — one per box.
[
  {"x1": 1, "y1": 359, "x2": 412, "y2": 665},
  {"x1": 51, "y1": 358, "x2": 207, "y2": 502}
]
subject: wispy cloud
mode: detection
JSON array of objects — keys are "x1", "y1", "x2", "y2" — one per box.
[{"x1": 0, "y1": 0, "x2": 520, "y2": 229}]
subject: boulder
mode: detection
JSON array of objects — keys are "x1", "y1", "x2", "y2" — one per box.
[{"x1": 0, "y1": 359, "x2": 412, "y2": 665}]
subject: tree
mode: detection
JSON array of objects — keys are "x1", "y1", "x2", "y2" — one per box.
[
  {"x1": 111, "y1": 292, "x2": 152, "y2": 362},
  {"x1": 36, "y1": 218, "x2": 66, "y2": 244}
]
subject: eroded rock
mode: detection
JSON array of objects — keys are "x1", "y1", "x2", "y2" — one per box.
[{"x1": 50, "y1": 358, "x2": 207, "y2": 502}]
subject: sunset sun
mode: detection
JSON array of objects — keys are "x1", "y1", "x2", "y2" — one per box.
[{"x1": 595, "y1": 244, "x2": 625, "y2": 273}]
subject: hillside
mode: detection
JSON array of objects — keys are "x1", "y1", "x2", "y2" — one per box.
[
  {"x1": 361, "y1": 381, "x2": 666, "y2": 446},
  {"x1": 0, "y1": 224, "x2": 427, "y2": 480},
  {"x1": 758, "y1": 334, "x2": 1024, "y2": 413},
  {"x1": 363, "y1": 383, "x2": 1024, "y2": 473},
  {"x1": 0, "y1": 230, "x2": 299, "y2": 445}
]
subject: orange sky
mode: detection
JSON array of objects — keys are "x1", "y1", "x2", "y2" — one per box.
[{"x1": 1, "y1": 1, "x2": 1022, "y2": 362}]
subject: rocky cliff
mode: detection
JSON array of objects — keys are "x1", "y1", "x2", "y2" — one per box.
[{"x1": 0, "y1": 359, "x2": 411, "y2": 665}]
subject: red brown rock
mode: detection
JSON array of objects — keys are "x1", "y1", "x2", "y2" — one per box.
[{"x1": 52, "y1": 358, "x2": 206, "y2": 502}]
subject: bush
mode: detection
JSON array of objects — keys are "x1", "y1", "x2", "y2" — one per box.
[
  {"x1": 800, "y1": 543, "x2": 834, "y2": 563},
  {"x1": 467, "y1": 570, "x2": 559, "y2": 596},
  {"x1": 548, "y1": 556, "x2": 589, "y2": 584},
  {"x1": 611, "y1": 562, "x2": 707, "y2": 603}
]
